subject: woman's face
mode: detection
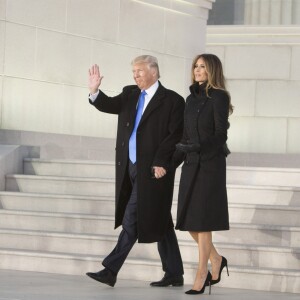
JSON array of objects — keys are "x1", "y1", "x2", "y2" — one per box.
[{"x1": 193, "y1": 58, "x2": 208, "y2": 84}]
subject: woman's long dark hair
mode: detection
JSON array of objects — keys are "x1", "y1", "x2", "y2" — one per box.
[{"x1": 191, "y1": 54, "x2": 233, "y2": 114}]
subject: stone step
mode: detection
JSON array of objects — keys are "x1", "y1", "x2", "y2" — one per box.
[
  {"x1": 24, "y1": 159, "x2": 300, "y2": 188},
  {"x1": 5, "y1": 175, "x2": 300, "y2": 206},
  {"x1": 0, "y1": 248, "x2": 299, "y2": 293},
  {"x1": 24, "y1": 159, "x2": 115, "y2": 179},
  {"x1": 0, "y1": 210, "x2": 118, "y2": 236},
  {"x1": 1, "y1": 192, "x2": 300, "y2": 226},
  {"x1": 24, "y1": 158, "x2": 183, "y2": 181},
  {"x1": 5, "y1": 175, "x2": 115, "y2": 197},
  {"x1": 227, "y1": 184, "x2": 300, "y2": 207},
  {"x1": 0, "y1": 192, "x2": 115, "y2": 215},
  {"x1": 228, "y1": 203, "x2": 300, "y2": 227},
  {"x1": 0, "y1": 228, "x2": 299, "y2": 271},
  {"x1": 227, "y1": 166, "x2": 300, "y2": 188},
  {"x1": 0, "y1": 210, "x2": 299, "y2": 247},
  {"x1": 24, "y1": 158, "x2": 181, "y2": 180}
]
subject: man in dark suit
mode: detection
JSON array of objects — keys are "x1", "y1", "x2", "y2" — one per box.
[{"x1": 86, "y1": 55, "x2": 185, "y2": 287}]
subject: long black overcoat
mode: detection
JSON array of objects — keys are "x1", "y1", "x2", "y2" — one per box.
[
  {"x1": 90, "y1": 82, "x2": 185, "y2": 242},
  {"x1": 175, "y1": 83, "x2": 230, "y2": 232}
]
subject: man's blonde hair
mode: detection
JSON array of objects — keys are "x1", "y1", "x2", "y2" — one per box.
[{"x1": 131, "y1": 55, "x2": 160, "y2": 79}]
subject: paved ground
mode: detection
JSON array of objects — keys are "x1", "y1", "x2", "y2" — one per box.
[{"x1": 0, "y1": 270, "x2": 298, "y2": 300}]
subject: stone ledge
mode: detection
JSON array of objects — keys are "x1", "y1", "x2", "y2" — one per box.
[
  {"x1": 1, "y1": 129, "x2": 300, "y2": 167},
  {"x1": 207, "y1": 25, "x2": 300, "y2": 44}
]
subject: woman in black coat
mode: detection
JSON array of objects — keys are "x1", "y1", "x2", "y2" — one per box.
[{"x1": 175, "y1": 54, "x2": 233, "y2": 295}]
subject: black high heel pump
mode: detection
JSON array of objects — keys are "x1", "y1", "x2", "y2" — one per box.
[
  {"x1": 185, "y1": 271, "x2": 212, "y2": 295},
  {"x1": 211, "y1": 256, "x2": 229, "y2": 285}
]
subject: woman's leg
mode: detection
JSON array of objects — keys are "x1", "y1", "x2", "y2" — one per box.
[
  {"x1": 191, "y1": 231, "x2": 212, "y2": 291},
  {"x1": 209, "y1": 243, "x2": 222, "y2": 281},
  {"x1": 189, "y1": 231, "x2": 198, "y2": 243},
  {"x1": 190, "y1": 231, "x2": 223, "y2": 281}
]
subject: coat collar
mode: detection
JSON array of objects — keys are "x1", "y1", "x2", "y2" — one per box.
[
  {"x1": 188, "y1": 82, "x2": 209, "y2": 119},
  {"x1": 127, "y1": 87, "x2": 141, "y2": 124},
  {"x1": 139, "y1": 81, "x2": 165, "y2": 125},
  {"x1": 189, "y1": 81, "x2": 208, "y2": 98},
  {"x1": 128, "y1": 81, "x2": 165, "y2": 126}
]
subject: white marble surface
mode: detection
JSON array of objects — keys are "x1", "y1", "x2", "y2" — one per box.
[
  {"x1": 287, "y1": 118, "x2": 300, "y2": 153},
  {"x1": 225, "y1": 45, "x2": 290, "y2": 80},
  {"x1": 35, "y1": 29, "x2": 91, "y2": 86},
  {"x1": 227, "y1": 80, "x2": 256, "y2": 117},
  {"x1": 6, "y1": 0, "x2": 66, "y2": 31},
  {"x1": 66, "y1": 0, "x2": 120, "y2": 43},
  {"x1": 291, "y1": 46, "x2": 300, "y2": 80},
  {"x1": 0, "y1": 21, "x2": 5, "y2": 74},
  {"x1": 256, "y1": 80, "x2": 300, "y2": 117},
  {"x1": 205, "y1": 26, "x2": 300, "y2": 154},
  {"x1": 0, "y1": 270, "x2": 298, "y2": 300},
  {"x1": 0, "y1": 0, "x2": 5, "y2": 20},
  {"x1": 0, "y1": 0, "x2": 210, "y2": 139},
  {"x1": 4, "y1": 23, "x2": 36, "y2": 78},
  {"x1": 119, "y1": 0, "x2": 165, "y2": 53},
  {"x1": 228, "y1": 117, "x2": 288, "y2": 153}
]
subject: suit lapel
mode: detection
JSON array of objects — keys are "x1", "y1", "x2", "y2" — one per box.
[
  {"x1": 128, "y1": 88, "x2": 141, "y2": 127},
  {"x1": 139, "y1": 83, "x2": 164, "y2": 126}
]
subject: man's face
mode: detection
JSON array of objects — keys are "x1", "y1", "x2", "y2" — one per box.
[{"x1": 132, "y1": 63, "x2": 157, "y2": 90}]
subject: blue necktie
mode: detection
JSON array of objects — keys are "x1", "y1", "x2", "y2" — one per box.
[{"x1": 129, "y1": 91, "x2": 147, "y2": 163}]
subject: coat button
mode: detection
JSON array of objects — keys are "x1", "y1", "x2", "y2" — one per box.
[
  {"x1": 126, "y1": 122, "x2": 130, "y2": 127},
  {"x1": 121, "y1": 142, "x2": 125, "y2": 146},
  {"x1": 117, "y1": 162, "x2": 121, "y2": 166}
]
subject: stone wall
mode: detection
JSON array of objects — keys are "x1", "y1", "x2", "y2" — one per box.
[
  {"x1": 0, "y1": 0, "x2": 213, "y2": 138},
  {"x1": 206, "y1": 26, "x2": 300, "y2": 153}
]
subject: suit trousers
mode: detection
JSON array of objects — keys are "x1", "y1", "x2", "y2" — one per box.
[{"x1": 102, "y1": 161, "x2": 184, "y2": 276}]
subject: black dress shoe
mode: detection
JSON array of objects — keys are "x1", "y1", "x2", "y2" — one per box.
[
  {"x1": 150, "y1": 274, "x2": 184, "y2": 287},
  {"x1": 86, "y1": 268, "x2": 117, "y2": 287}
]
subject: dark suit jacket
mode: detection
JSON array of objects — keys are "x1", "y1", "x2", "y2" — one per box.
[{"x1": 90, "y1": 82, "x2": 185, "y2": 242}]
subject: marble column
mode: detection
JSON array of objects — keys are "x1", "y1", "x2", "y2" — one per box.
[
  {"x1": 281, "y1": 0, "x2": 293, "y2": 24},
  {"x1": 259, "y1": 0, "x2": 270, "y2": 25},
  {"x1": 292, "y1": 0, "x2": 300, "y2": 23},
  {"x1": 244, "y1": 0, "x2": 253, "y2": 24},
  {"x1": 269, "y1": 0, "x2": 282, "y2": 24},
  {"x1": 251, "y1": 0, "x2": 260, "y2": 24},
  {"x1": 244, "y1": 0, "x2": 298, "y2": 25}
]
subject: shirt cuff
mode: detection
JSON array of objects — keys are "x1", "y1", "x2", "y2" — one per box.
[{"x1": 89, "y1": 90, "x2": 100, "y2": 102}]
